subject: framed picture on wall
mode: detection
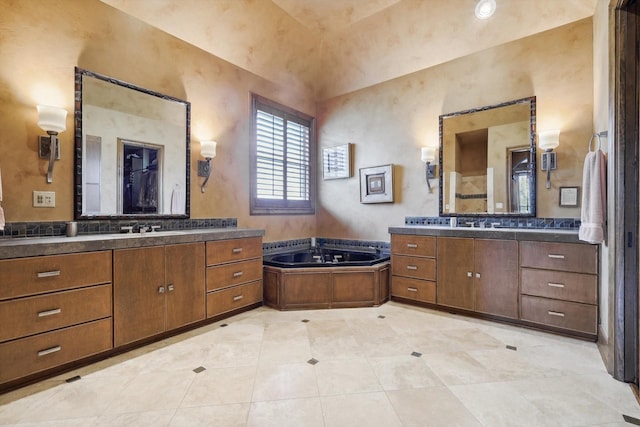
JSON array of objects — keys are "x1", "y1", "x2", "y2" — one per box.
[
  {"x1": 360, "y1": 164, "x2": 394, "y2": 203},
  {"x1": 322, "y1": 143, "x2": 352, "y2": 180},
  {"x1": 559, "y1": 186, "x2": 580, "y2": 207}
]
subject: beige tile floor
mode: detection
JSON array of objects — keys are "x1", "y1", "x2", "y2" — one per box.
[{"x1": 1, "y1": 301, "x2": 639, "y2": 426}]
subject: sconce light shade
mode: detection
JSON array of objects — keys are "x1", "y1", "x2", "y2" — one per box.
[
  {"x1": 539, "y1": 130, "x2": 560, "y2": 151},
  {"x1": 37, "y1": 105, "x2": 67, "y2": 134},
  {"x1": 421, "y1": 146, "x2": 436, "y2": 163},
  {"x1": 475, "y1": 0, "x2": 496, "y2": 19},
  {"x1": 200, "y1": 140, "x2": 217, "y2": 159}
]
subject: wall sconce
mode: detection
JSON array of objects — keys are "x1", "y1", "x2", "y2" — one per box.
[
  {"x1": 539, "y1": 130, "x2": 560, "y2": 189},
  {"x1": 198, "y1": 140, "x2": 217, "y2": 193},
  {"x1": 421, "y1": 146, "x2": 437, "y2": 192},
  {"x1": 37, "y1": 105, "x2": 67, "y2": 184}
]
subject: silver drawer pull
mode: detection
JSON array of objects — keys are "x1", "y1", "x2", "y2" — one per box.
[
  {"x1": 37, "y1": 270, "x2": 61, "y2": 278},
  {"x1": 38, "y1": 308, "x2": 62, "y2": 317},
  {"x1": 407, "y1": 244, "x2": 418, "y2": 248},
  {"x1": 233, "y1": 295, "x2": 244, "y2": 301},
  {"x1": 548, "y1": 311, "x2": 565, "y2": 317},
  {"x1": 233, "y1": 271, "x2": 244, "y2": 278},
  {"x1": 232, "y1": 248, "x2": 243, "y2": 254},
  {"x1": 547, "y1": 282, "x2": 565, "y2": 288},
  {"x1": 406, "y1": 265, "x2": 418, "y2": 270},
  {"x1": 547, "y1": 254, "x2": 565, "y2": 259},
  {"x1": 407, "y1": 287, "x2": 418, "y2": 292},
  {"x1": 38, "y1": 346, "x2": 61, "y2": 357}
]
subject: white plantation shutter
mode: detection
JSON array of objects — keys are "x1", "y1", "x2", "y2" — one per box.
[{"x1": 251, "y1": 94, "x2": 315, "y2": 215}]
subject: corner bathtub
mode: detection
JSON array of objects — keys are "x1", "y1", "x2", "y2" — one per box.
[{"x1": 263, "y1": 249, "x2": 390, "y2": 310}]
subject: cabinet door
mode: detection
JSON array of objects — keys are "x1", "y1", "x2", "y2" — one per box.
[
  {"x1": 114, "y1": 246, "x2": 165, "y2": 347},
  {"x1": 165, "y1": 243, "x2": 206, "y2": 330},
  {"x1": 437, "y1": 237, "x2": 474, "y2": 310},
  {"x1": 474, "y1": 239, "x2": 518, "y2": 319}
]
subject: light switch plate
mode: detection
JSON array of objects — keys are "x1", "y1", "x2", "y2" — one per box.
[{"x1": 33, "y1": 191, "x2": 56, "y2": 207}]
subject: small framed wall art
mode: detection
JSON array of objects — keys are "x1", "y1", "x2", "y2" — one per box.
[
  {"x1": 360, "y1": 164, "x2": 394, "y2": 203},
  {"x1": 559, "y1": 186, "x2": 580, "y2": 207},
  {"x1": 322, "y1": 143, "x2": 352, "y2": 180}
]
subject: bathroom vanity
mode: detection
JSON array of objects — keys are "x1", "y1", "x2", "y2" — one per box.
[
  {"x1": 0, "y1": 228, "x2": 263, "y2": 391},
  {"x1": 389, "y1": 226, "x2": 599, "y2": 340}
]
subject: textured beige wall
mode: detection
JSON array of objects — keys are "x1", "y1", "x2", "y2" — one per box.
[
  {"x1": 317, "y1": 19, "x2": 594, "y2": 241},
  {"x1": 0, "y1": 0, "x2": 315, "y2": 242}
]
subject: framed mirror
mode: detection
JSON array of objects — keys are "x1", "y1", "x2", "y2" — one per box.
[
  {"x1": 74, "y1": 67, "x2": 191, "y2": 219},
  {"x1": 439, "y1": 96, "x2": 536, "y2": 217}
]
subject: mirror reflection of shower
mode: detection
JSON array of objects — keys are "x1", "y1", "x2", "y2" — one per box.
[
  {"x1": 118, "y1": 139, "x2": 163, "y2": 214},
  {"x1": 508, "y1": 147, "x2": 532, "y2": 214}
]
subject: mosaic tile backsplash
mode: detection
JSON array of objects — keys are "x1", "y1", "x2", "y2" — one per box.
[
  {"x1": 263, "y1": 238, "x2": 390, "y2": 255},
  {"x1": 404, "y1": 216, "x2": 581, "y2": 230},
  {"x1": 0, "y1": 218, "x2": 238, "y2": 239}
]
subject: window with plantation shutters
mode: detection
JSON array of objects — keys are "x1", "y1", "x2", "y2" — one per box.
[{"x1": 250, "y1": 94, "x2": 315, "y2": 215}]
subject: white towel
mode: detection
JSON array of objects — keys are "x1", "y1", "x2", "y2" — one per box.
[
  {"x1": 579, "y1": 149, "x2": 606, "y2": 244},
  {"x1": 0, "y1": 167, "x2": 4, "y2": 231},
  {"x1": 171, "y1": 184, "x2": 185, "y2": 215}
]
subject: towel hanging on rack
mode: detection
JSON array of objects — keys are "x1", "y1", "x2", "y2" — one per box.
[{"x1": 579, "y1": 134, "x2": 606, "y2": 244}]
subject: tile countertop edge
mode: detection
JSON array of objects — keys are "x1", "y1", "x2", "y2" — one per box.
[
  {"x1": 388, "y1": 226, "x2": 594, "y2": 244},
  {"x1": 0, "y1": 228, "x2": 266, "y2": 259}
]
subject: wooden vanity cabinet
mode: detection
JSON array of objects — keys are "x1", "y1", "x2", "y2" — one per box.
[
  {"x1": 519, "y1": 241, "x2": 598, "y2": 336},
  {"x1": 0, "y1": 251, "x2": 113, "y2": 384},
  {"x1": 114, "y1": 242, "x2": 205, "y2": 347},
  {"x1": 205, "y1": 237, "x2": 263, "y2": 318},
  {"x1": 390, "y1": 235, "x2": 437, "y2": 303},
  {"x1": 437, "y1": 237, "x2": 518, "y2": 319}
]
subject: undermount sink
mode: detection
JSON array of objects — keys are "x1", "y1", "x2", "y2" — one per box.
[{"x1": 110, "y1": 230, "x2": 186, "y2": 238}]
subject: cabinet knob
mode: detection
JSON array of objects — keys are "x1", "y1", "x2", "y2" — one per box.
[
  {"x1": 467, "y1": 272, "x2": 473, "y2": 278},
  {"x1": 158, "y1": 286, "x2": 166, "y2": 294},
  {"x1": 167, "y1": 284, "x2": 175, "y2": 292},
  {"x1": 475, "y1": 272, "x2": 481, "y2": 279}
]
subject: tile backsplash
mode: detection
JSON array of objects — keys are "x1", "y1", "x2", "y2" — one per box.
[
  {"x1": 0, "y1": 218, "x2": 238, "y2": 239},
  {"x1": 404, "y1": 216, "x2": 581, "y2": 230}
]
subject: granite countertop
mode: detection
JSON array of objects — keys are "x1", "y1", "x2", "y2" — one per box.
[
  {"x1": 388, "y1": 225, "x2": 588, "y2": 244},
  {"x1": 0, "y1": 228, "x2": 265, "y2": 259}
]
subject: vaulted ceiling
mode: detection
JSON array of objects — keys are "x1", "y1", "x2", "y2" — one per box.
[{"x1": 100, "y1": 0, "x2": 597, "y2": 100}]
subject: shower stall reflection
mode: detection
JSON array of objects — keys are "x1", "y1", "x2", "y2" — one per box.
[{"x1": 120, "y1": 140, "x2": 163, "y2": 214}]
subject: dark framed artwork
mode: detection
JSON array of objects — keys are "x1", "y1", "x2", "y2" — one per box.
[
  {"x1": 360, "y1": 164, "x2": 394, "y2": 203},
  {"x1": 559, "y1": 186, "x2": 580, "y2": 207}
]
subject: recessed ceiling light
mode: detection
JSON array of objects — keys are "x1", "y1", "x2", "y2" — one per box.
[{"x1": 475, "y1": 0, "x2": 496, "y2": 19}]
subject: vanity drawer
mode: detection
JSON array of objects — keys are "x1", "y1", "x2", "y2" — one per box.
[
  {"x1": 391, "y1": 276, "x2": 435, "y2": 303},
  {"x1": 391, "y1": 235, "x2": 436, "y2": 257},
  {"x1": 519, "y1": 241, "x2": 597, "y2": 274},
  {"x1": 0, "y1": 251, "x2": 112, "y2": 300},
  {"x1": 206, "y1": 259, "x2": 263, "y2": 291},
  {"x1": 392, "y1": 255, "x2": 436, "y2": 280},
  {"x1": 207, "y1": 280, "x2": 262, "y2": 318},
  {"x1": 0, "y1": 318, "x2": 113, "y2": 384},
  {"x1": 206, "y1": 237, "x2": 262, "y2": 265},
  {"x1": 0, "y1": 284, "x2": 112, "y2": 342},
  {"x1": 520, "y1": 268, "x2": 597, "y2": 304},
  {"x1": 520, "y1": 295, "x2": 597, "y2": 334}
]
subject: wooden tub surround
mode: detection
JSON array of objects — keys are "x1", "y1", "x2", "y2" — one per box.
[{"x1": 263, "y1": 262, "x2": 390, "y2": 310}]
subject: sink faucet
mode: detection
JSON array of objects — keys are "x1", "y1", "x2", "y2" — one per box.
[
  {"x1": 465, "y1": 222, "x2": 475, "y2": 228},
  {"x1": 138, "y1": 225, "x2": 150, "y2": 234}
]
